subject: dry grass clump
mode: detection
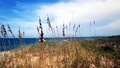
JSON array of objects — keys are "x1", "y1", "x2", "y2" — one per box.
[{"x1": 0, "y1": 39, "x2": 119, "y2": 68}]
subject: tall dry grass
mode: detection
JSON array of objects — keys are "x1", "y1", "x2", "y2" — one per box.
[{"x1": 0, "y1": 38, "x2": 119, "y2": 68}]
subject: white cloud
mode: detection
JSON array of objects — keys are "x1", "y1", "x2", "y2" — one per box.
[
  {"x1": 3, "y1": 0, "x2": 120, "y2": 38},
  {"x1": 36, "y1": 0, "x2": 120, "y2": 24},
  {"x1": 96, "y1": 19, "x2": 120, "y2": 36},
  {"x1": 97, "y1": 19, "x2": 120, "y2": 30},
  {"x1": 34, "y1": 0, "x2": 120, "y2": 37}
]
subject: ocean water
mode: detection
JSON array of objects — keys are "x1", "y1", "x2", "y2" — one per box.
[
  {"x1": 45, "y1": 37, "x2": 91, "y2": 41},
  {"x1": 0, "y1": 38, "x2": 38, "y2": 51},
  {"x1": 0, "y1": 37, "x2": 91, "y2": 51}
]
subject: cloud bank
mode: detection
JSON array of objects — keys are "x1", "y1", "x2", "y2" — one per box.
[
  {"x1": 35, "y1": 0, "x2": 120, "y2": 37},
  {"x1": 1, "y1": 0, "x2": 120, "y2": 38}
]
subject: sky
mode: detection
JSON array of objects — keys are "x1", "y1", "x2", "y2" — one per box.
[{"x1": 0, "y1": 0, "x2": 120, "y2": 38}]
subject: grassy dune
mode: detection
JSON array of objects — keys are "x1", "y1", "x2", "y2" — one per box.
[{"x1": 0, "y1": 37, "x2": 120, "y2": 68}]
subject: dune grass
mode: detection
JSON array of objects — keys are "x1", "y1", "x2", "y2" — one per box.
[{"x1": 0, "y1": 38, "x2": 120, "y2": 68}]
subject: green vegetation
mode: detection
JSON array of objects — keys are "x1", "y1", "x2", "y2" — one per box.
[{"x1": 0, "y1": 37, "x2": 120, "y2": 68}]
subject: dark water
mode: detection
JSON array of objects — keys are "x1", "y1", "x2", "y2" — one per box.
[
  {"x1": 0, "y1": 37, "x2": 91, "y2": 51},
  {"x1": 45, "y1": 37, "x2": 91, "y2": 41},
  {"x1": 0, "y1": 38, "x2": 38, "y2": 51}
]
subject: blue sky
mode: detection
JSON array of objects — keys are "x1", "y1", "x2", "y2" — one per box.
[{"x1": 0, "y1": 0, "x2": 120, "y2": 38}]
